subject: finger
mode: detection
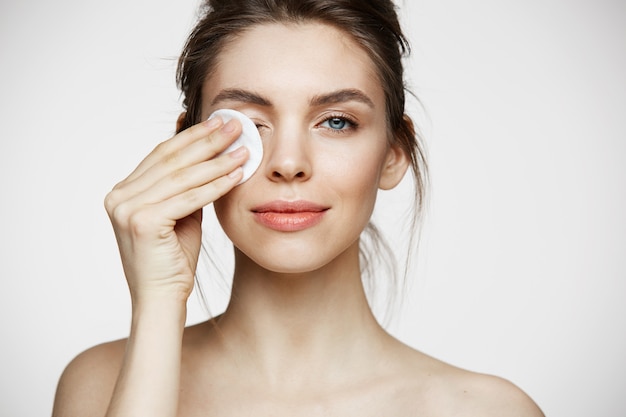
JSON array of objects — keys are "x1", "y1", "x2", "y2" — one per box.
[
  {"x1": 111, "y1": 166, "x2": 244, "y2": 236},
  {"x1": 133, "y1": 146, "x2": 249, "y2": 207},
  {"x1": 105, "y1": 144, "x2": 246, "y2": 231},
  {"x1": 126, "y1": 116, "x2": 228, "y2": 183},
  {"x1": 113, "y1": 118, "x2": 243, "y2": 203},
  {"x1": 158, "y1": 166, "x2": 244, "y2": 221}
]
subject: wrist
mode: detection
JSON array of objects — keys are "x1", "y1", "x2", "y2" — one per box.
[
  {"x1": 130, "y1": 291, "x2": 188, "y2": 329},
  {"x1": 109, "y1": 289, "x2": 187, "y2": 417},
  {"x1": 130, "y1": 285, "x2": 191, "y2": 309}
]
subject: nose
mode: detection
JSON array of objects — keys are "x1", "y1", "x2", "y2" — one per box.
[{"x1": 263, "y1": 125, "x2": 312, "y2": 182}]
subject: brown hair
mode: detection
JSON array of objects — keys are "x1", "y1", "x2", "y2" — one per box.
[{"x1": 177, "y1": 0, "x2": 427, "y2": 320}]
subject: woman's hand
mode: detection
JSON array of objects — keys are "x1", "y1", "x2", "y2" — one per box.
[
  {"x1": 55, "y1": 117, "x2": 248, "y2": 417},
  {"x1": 104, "y1": 117, "x2": 248, "y2": 304}
]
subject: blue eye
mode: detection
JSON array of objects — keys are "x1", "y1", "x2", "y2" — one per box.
[
  {"x1": 327, "y1": 118, "x2": 347, "y2": 129},
  {"x1": 320, "y1": 116, "x2": 355, "y2": 131}
]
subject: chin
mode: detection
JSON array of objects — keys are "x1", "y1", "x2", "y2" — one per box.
[
  {"x1": 233, "y1": 235, "x2": 360, "y2": 277},
  {"x1": 241, "y1": 250, "x2": 331, "y2": 275}
]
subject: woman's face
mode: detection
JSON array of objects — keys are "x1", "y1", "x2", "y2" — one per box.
[{"x1": 202, "y1": 23, "x2": 408, "y2": 273}]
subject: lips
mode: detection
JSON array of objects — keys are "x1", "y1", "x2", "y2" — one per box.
[{"x1": 251, "y1": 200, "x2": 329, "y2": 232}]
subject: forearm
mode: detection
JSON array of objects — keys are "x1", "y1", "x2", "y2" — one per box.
[
  {"x1": 106, "y1": 295, "x2": 187, "y2": 417},
  {"x1": 99, "y1": 115, "x2": 245, "y2": 416}
]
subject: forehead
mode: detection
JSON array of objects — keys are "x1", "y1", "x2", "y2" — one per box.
[{"x1": 203, "y1": 22, "x2": 383, "y2": 107}]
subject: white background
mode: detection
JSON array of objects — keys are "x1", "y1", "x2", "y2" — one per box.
[{"x1": 1, "y1": 0, "x2": 624, "y2": 415}]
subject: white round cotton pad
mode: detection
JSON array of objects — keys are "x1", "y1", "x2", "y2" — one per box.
[{"x1": 209, "y1": 109, "x2": 263, "y2": 185}]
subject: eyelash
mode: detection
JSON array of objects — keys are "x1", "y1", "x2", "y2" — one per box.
[
  {"x1": 253, "y1": 113, "x2": 359, "y2": 135},
  {"x1": 318, "y1": 113, "x2": 359, "y2": 134}
]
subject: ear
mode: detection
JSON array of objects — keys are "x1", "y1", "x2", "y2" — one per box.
[
  {"x1": 378, "y1": 142, "x2": 410, "y2": 190},
  {"x1": 176, "y1": 112, "x2": 187, "y2": 133}
]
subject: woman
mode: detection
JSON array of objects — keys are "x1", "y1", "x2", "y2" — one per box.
[{"x1": 53, "y1": 1, "x2": 544, "y2": 415}]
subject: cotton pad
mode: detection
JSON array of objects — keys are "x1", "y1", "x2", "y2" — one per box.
[{"x1": 209, "y1": 109, "x2": 263, "y2": 185}]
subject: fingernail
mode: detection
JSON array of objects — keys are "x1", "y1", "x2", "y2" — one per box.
[
  {"x1": 221, "y1": 119, "x2": 237, "y2": 133},
  {"x1": 228, "y1": 167, "x2": 243, "y2": 179},
  {"x1": 229, "y1": 146, "x2": 247, "y2": 159},
  {"x1": 204, "y1": 116, "x2": 222, "y2": 129}
]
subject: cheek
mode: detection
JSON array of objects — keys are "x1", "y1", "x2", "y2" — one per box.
[
  {"x1": 213, "y1": 188, "x2": 242, "y2": 238},
  {"x1": 314, "y1": 145, "x2": 385, "y2": 241},
  {"x1": 319, "y1": 144, "x2": 386, "y2": 198}
]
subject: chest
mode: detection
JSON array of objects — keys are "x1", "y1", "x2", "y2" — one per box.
[{"x1": 176, "y1": 378, "x2": 419, "y2": 417}]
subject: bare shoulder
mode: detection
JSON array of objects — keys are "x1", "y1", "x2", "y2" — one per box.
[
  {"x1": 447, "y1": 370, "x2": 545, "y2": 417},
  {"x1": 51, "y1": 321, "x2": 212, "y2": 417},
  {"x1": 52, "y1": 338, "x2": 127, "y2": 417},
  {"x1": 391, "y1": 344, "x2": 544, "y2": 417}
]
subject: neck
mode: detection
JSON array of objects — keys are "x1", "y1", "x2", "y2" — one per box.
[{"x1": 213, "y1": 242, "x2": 389, "y2": 387}]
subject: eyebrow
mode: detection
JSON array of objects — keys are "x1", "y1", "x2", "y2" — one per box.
[
  {"x1": 210, "y1": 88, "x2": 375, "y2": 109},
  {"x1": 211, "y1": 89, "x2": 271, "y2": 107},
  {"x1": 310, "y1": 88, "x2": 375, "y2": 109}
]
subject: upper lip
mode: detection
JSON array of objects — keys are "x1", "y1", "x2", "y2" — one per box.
[{"x1": 251, "y1": 200, "x2": 329, "y2": 213}]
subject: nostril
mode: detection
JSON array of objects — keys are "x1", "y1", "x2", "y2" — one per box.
[{"x1": 271, "y1": 170, "x2": 307, "y2": 180}]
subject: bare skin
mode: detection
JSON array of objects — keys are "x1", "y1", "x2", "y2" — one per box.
[
  {"x1": 54, "y1": 319, "x2": 542, "y2": 416},
  {"x1": 52, "y1": 23, "x2": 544, "y2": 417}
]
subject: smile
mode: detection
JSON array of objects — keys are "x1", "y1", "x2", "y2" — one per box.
[{"x1": 251, "y1": 201, "x2": 329, "y2": 232}]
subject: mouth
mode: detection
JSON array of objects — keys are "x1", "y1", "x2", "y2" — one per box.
[{"x1": 251, "y1": 200, "x2": 329, "y2": 232}]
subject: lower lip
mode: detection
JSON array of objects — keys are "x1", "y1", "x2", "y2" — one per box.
[{"x1": 253, "y1": 211, "x2": 326, "y2": 232}]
